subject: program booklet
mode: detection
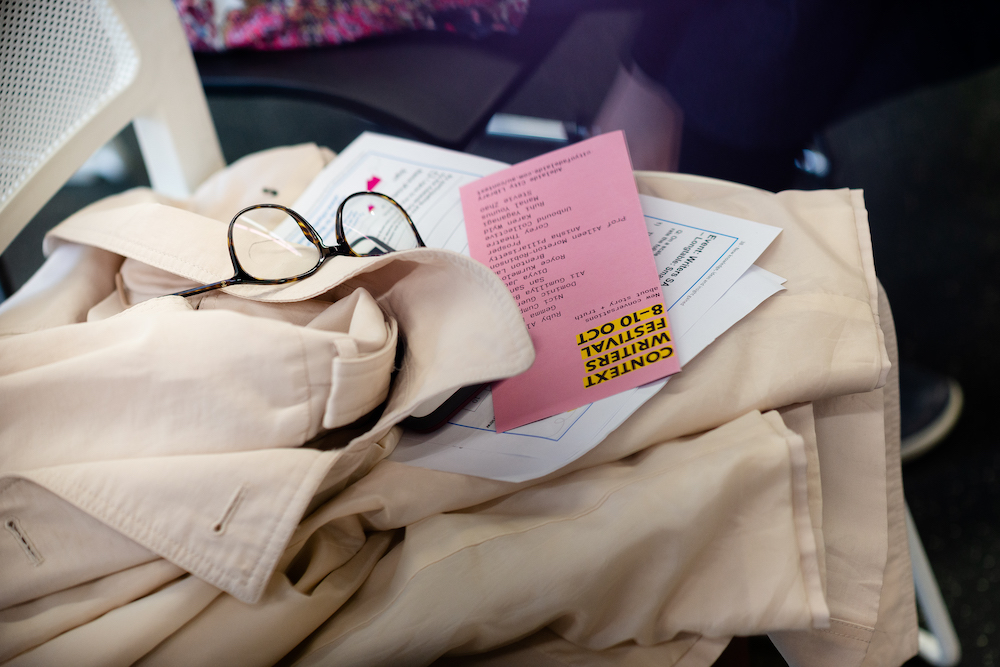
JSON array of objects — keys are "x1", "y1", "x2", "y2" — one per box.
[{"x1": 460, "y1": 131, "x2": 681, "y2": 432}]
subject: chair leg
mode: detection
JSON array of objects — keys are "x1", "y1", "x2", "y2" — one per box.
[{"x1": 906, "y1": 503, "x2": 961, "y2": 666}]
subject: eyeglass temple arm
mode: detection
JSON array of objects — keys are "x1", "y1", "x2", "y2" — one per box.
[{"x1": 171, "y1": 278, "x2": 237, "y2": 298}]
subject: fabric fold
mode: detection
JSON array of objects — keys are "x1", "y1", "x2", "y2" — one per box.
[
  {"x1": 0, "y1": 144, "x2": 534, "y2": 610},
  {"x1": 0, "y1": 144, "x2": 910, "y2": 667},
  {"x1": 288, "y1": 411, "x2": 826, "y2": 666},
  {"x1": 17, "y1": 448, "x2": 339, "y2": 604}
]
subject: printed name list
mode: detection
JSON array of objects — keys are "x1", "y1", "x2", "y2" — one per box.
[{"x1": 461, "y1": 131, "x2": 681, "y2": 432}]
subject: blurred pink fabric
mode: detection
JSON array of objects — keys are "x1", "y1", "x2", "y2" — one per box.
[{"x1": 173, "y1": 0, "x2": 529, "y2": 52}]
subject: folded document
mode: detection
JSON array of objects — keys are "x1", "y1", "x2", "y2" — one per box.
[{"x1": 290, "y1": 132, "x2": 783, "y2": 482}]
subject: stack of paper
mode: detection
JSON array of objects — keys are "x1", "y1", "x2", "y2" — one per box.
[
  {"x1": 460, "y1": 132, "x2": 681, "y2": 432},
  {"x1": 291, "y1": 132, "x2": 783, "y2": 482}
]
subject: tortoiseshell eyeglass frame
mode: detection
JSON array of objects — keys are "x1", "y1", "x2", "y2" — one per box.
[{"x1": 171, "y1": 192, "x2": 425, "y2": 298}]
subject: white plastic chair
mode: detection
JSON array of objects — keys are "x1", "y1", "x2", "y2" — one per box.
[
  {"x1": 908, "y1": 504, "x2": 962, "y2": 666},
  {"x1": 0, "y1": 0, "x2": 225, "y2": 257}
]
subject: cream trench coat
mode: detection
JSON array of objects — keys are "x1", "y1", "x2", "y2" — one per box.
[{"x1": 0, "y1": 145, "x2": 917, "y2": 667}]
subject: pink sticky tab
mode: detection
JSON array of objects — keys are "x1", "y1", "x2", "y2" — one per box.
[{"x1": 461, "y1": 131, "x2": 680, "y2": 432}]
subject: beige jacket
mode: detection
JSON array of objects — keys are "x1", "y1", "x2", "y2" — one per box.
[{"x1": 0, "y1": 145, "x2": 916, "y2": 666}]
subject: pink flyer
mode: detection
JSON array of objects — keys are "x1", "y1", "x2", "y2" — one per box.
[{"x1": 461, "y1": 131, "x2": 681, "y2": 432}]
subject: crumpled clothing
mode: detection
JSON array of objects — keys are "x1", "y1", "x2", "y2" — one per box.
[{"x1": 0, "y1": 145, "x2": 916, "y2": 667}]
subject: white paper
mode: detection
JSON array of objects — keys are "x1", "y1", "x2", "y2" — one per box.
[
  {"x1": 639, "y1": 194, "x2": 782, "y2": 339},
  {"x1": 394, "y1": 193, "x2": 785, "y2": 482},
  {"x1": 293, "y1": 133, "x2": 787, "y2": 482},
  {"x1": 389, "y1": 381, "x2": 665, "y2": 481},
  {"x1": 677, "y1": 265, "x2": 786, "y2": 366},
  {"x1": 288, "y1": 132, "x2": 508, "y2": 252},
  {"x1": 394, "y1": 265, "x2": 784, "y2": 482}
]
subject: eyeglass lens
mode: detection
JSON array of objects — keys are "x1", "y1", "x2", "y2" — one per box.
[
  {"x1": 340, "y1": 193, "x2": 421, "y2": 256},
  {"x1": 231, "y1": 207, "x2": 321, "y2": 280}
]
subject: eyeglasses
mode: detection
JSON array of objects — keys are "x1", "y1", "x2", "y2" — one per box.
[{"x1": 172, "y1": 192, "x2": 425, "y2": 298}]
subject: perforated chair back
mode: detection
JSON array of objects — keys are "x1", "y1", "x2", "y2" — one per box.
[{"x1": 0, "y1": 0, "x2": 224, "y2": 254}]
